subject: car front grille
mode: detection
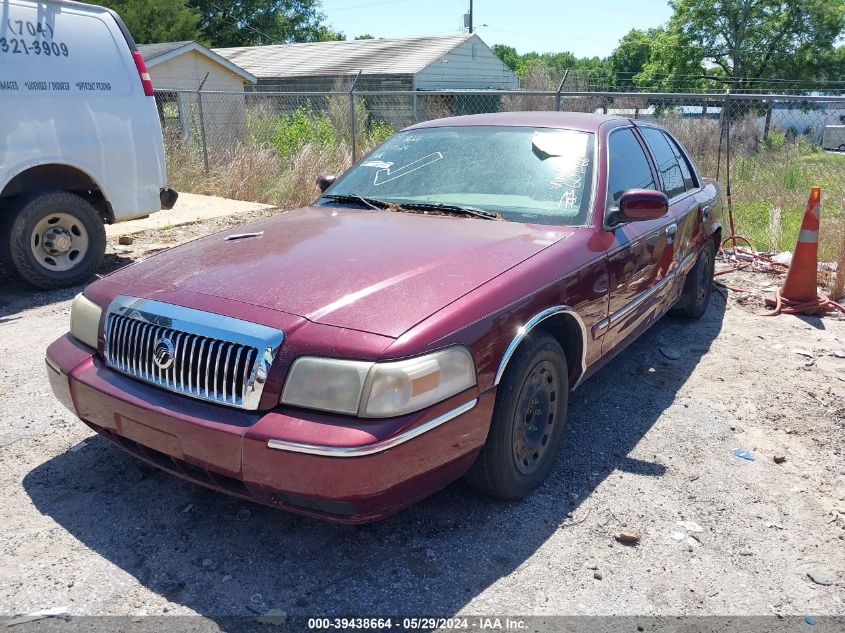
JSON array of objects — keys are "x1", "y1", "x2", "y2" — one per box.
[{"x1": 103, "y1": 296, "x2": 284, "y2": 410}]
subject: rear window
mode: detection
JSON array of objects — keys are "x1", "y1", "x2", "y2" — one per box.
[{"x1": 0, "y1": 1, "x2": 133, "y2": 98}]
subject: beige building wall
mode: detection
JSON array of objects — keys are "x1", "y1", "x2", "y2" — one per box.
[{"x1": 149, "y1": 50, "x2": 249, "y2": 148}]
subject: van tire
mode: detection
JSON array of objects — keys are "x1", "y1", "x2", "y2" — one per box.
[{"x1": 0, "y1": 191, "x2": 106, "y2": 289}]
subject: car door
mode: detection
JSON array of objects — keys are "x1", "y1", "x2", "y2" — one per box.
[
  {"x1": 597, "y1": 126, "x2": 677, "y2": 353},
  {"x1": 638, "y1": 126, "x2": 706, "y2": 289}
]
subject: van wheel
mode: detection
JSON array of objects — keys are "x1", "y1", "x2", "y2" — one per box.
[
  {"x1": 465, "y1": 335, "x2": 569, "y2": 500},
  {"x1": 671, "y1": 241, "x2": 715, "y2": 319},
  {"x1": 1, "y1": 191, "x2": 105, "y2": 289},
  {"x1": 839, "y1": 143, "x2": 845, "y2": 152}
]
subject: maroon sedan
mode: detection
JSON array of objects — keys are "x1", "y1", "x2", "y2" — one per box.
[{"x1": 46, "y1": 112, "x2": 722, "y2": 522}]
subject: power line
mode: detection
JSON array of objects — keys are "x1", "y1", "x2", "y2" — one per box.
[{"x1": 330, "y1": 0, "x2": 415, "y2": 11}]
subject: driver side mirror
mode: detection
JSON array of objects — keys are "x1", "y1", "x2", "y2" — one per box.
[
  {"x1": 607, "y1": 189, "x2": 669, "y2": 227},
  {"x1": 317, "y1": 175, "x2": 336, "y2": 193}
]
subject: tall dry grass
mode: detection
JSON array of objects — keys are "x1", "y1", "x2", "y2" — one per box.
[{"x1": 166, "y1": 101, "x2": 391, "y2": 209}]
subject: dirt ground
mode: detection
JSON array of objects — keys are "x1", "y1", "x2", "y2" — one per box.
[{"x1": 1, "y1": 207, "x2": 844, "y2": 629}]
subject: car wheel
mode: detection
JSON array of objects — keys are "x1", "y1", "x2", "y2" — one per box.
[
  {"x1": 0, "y1": 191, "x2": 106, "y2": 289},
  {"x1": 839, "y1": 144, "x2": 845, "y2": 152},
  {"x1": 672, "y1": 240, "x2": 715, "y2": 319},
  {"x1": 466, "y1": 335, "x2": 569, "y2": 500}
]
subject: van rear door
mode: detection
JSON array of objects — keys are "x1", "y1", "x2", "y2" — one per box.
[{"x1": 1, "y1": 0, "x2": 168, "y2": 220}]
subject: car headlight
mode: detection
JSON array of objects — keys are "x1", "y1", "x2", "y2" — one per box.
[
  {"x1": 280, "y1": 347, "x2": 476, "y2": 418},
  {"x1": 69, "y1": 293, "x2": 102, "y2": 349}
]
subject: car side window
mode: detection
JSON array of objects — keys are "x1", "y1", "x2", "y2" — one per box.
[
  {"x1": 607, "y1": 128, "x2": 656, "y2": 208},
  {"x1": 640, "y1": 127, "x2": 686, "y2": 199},
  {"x1": 664, "y1": 132, "x2": 698, "y2": 191}
]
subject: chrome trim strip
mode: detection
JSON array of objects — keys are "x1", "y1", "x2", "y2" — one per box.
[
  {"x1": 493, "y1": 305, "x2": 589, "y2": 388},
  {"x1": 45, "y1": 355, "x2": 61, "y2": 374},
  {"x1": 103, "y1": 296, "x2": 284, "y2": 411},
  {"x1": 592, "y1": 251, "x2": 696, "y2": 338},
  {"x1": 266, "y1": 398, "x2": 479, "y2": 457}
]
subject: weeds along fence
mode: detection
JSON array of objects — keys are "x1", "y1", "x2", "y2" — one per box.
[{"x1": 155, "y1": 87, "x2": 845, "y2": 260}]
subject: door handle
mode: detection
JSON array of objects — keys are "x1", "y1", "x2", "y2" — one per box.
[{"x1": 664, "y1": 223, "x2": 678, "y2": 236}]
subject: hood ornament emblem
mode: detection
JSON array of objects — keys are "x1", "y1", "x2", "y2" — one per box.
[{"x1": 153, "y1": 336, "x2": 176, "y2": 370}]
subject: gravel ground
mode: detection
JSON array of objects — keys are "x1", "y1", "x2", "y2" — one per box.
[{"x1": 1, "y1": 210, "x2": 844, "y2": 628}]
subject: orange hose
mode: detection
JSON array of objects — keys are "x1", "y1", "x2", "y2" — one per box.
[{"x1": 764, "y1": 287, "x2": 845, "y2": 317}]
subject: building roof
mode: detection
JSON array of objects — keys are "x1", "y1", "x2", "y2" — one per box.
[
  {"x1": 213, "y1": 34, "x2": 475, "y2": 79},
  {"x1": 138, "y1": 41, "x2": 257, "y2": 84},
  {"x1": 137, "y1": 41, "x2": 193, "y2": 61}
]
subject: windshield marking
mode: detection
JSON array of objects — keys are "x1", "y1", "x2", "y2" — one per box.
[
  {"x1": 362, "y1": 160, "x2": 393, "y2": 169},
  {"x1": 372, "y1": 152, "x2": 444, "y2": 186}
]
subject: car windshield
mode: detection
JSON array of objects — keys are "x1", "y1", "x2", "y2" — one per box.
[{"x1": 321, "y1": 125, "x2": 596, "y2": 226}]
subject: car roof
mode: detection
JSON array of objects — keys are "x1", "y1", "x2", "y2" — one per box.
[{"x1": 405, "y1": 111, "x2": 629, "y2": 133}]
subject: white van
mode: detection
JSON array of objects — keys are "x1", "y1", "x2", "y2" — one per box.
[
  {"x1": 0, "y1": 0, "x2": 176, "y2": 288},
  {"x1": 822, "y1": 125, "x2": 845, "y2": 152}
]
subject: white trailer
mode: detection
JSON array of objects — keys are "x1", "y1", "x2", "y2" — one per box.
[{"x1": 822, "y1": 125, "x2": 845, "y2": 151}]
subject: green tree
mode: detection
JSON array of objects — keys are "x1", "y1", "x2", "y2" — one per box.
[
  {"x1": 608, "y1": 28, "x2": 661, "y2": 89},
  {"x1": 100, "y1": 0, "x2": 202, "y2": 44},
  {"x1": 635, "y1": 28, "x2": 710, "y2": 91},
  {"x1": 354, "y1": 34, "x2": 376, "y2": 40},
  {"x1": 187, "y1": 0, "x2": 339, "y2": 47},
  {"x1": 313, "y1": 25, "x2": 345, "y2": 41},
  {"x1": 492, "y1": 44, "x2": 521, "y2": 72},
  {"x1": 665, "y1": 0, "x2": 845, "y2": 89}
]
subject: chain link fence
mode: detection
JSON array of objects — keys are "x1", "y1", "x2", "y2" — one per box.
[{"x1": 155, "y1": 87, "x2": 845, "y2": 260}]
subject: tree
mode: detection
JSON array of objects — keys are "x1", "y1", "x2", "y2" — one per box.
[
  {"x1": 492, "y1": 44, "x2": 520, "y2": 72},
  {"x1": 187, "y1": 0, "x2": 341, "y2": 47},
  {"x1": 354, "y1": 34, "x2": 376, "y2": 40},
  {"x1": 100, "y1": 0, "x2": 202, "y2": 44},
  {"x1": 665, "y1": 0, "x2": 845, "y2": 89},
  {"x1": 313, "y1": 25, "x2": 345, "y2": 41},
  {"x1": 608, "y1": 28, "x2": 660, "y2": 89},
  {"x1": 634, "y1": 28, "x2": 710, "y2": 91}
]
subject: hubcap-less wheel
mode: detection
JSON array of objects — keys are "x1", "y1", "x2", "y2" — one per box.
[
  {"x1": 695, "y1": 246, "x2": 712, "y2": 307},
  {"x1": 512, "y1": 359, "x2": 560, "y2": 475},
  {"x1": 30, "y1": 212, "x2": 90, "y2": 272}
]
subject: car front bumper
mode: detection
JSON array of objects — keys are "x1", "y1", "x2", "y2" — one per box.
[{"x1": 46, "y1": 334, "x2": 492, "y2": 522}]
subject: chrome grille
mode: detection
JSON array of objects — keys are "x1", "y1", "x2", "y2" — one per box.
[{"x1": 103, "y1": 296, "x2": 284, "y2": 410}]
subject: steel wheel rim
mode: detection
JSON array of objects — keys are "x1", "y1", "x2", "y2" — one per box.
[
  {"x1": 30, "y1": 212, "x2": 89, "y2": 272},
  {"x1": 512, "y1": 359, "x2": 560, "y2": 475},
  {"x1": 696, "y1": 249, "x2": 712, "y2": 305}
]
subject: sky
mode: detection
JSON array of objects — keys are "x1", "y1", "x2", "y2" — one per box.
[{"x1": 320, "y1": 0, "x2": 674, "y2": 58}]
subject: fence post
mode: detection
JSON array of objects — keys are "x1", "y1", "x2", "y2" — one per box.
[
  {"x1": 196, "y1": 72, "x2": 210, "y2": 172},
  {"x1": 763, "y1": 100, "x2": 773, "y2": 143},
  {"x1": 413, "y1": 92, "x2": 419, "y2": 124},
  {"x1": 555, "y1": 70, "x2": 569, "y2": 112},
  {"x1": 349, "y1": 70, "x2": 362, "y2": 162}
]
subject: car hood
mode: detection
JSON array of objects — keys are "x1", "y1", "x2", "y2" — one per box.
[{"x1": 106, "y1": 206, "x2": 574, "y2": 338}]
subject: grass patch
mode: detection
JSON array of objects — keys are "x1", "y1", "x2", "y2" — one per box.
[{"x1": 723, "y1": 150, "x2": 845, "y2": 261}]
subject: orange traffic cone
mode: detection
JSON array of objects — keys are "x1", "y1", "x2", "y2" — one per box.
[{"x1": 765, "y1": 187, "x2": 844, "y2": 316}]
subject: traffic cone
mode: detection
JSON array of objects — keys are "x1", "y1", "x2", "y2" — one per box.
[
  {"x1": 781, "y1": 187, "x2": 821, "y2": 302},
  {"x1": 765, "y1": 187, "x2": 845, "y2": 316}
]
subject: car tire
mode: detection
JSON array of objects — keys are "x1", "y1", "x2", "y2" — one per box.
[
  {"x1": 0, "y1": 191, "x2": 106, "y2": 289},
  {"x1": 839, "y1": 144, "x2": 845, "y2": 152},
  {"x1": 671, "y1": 240, "x2": 715, "y2": 319},
  {"x1": 465, "y1": 334, "x2": 569, "y2": 500}
]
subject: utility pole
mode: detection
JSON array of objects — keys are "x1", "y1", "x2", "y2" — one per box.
[{"x1": 468, "y1": 0, "x2": 473, "y2": 33}]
